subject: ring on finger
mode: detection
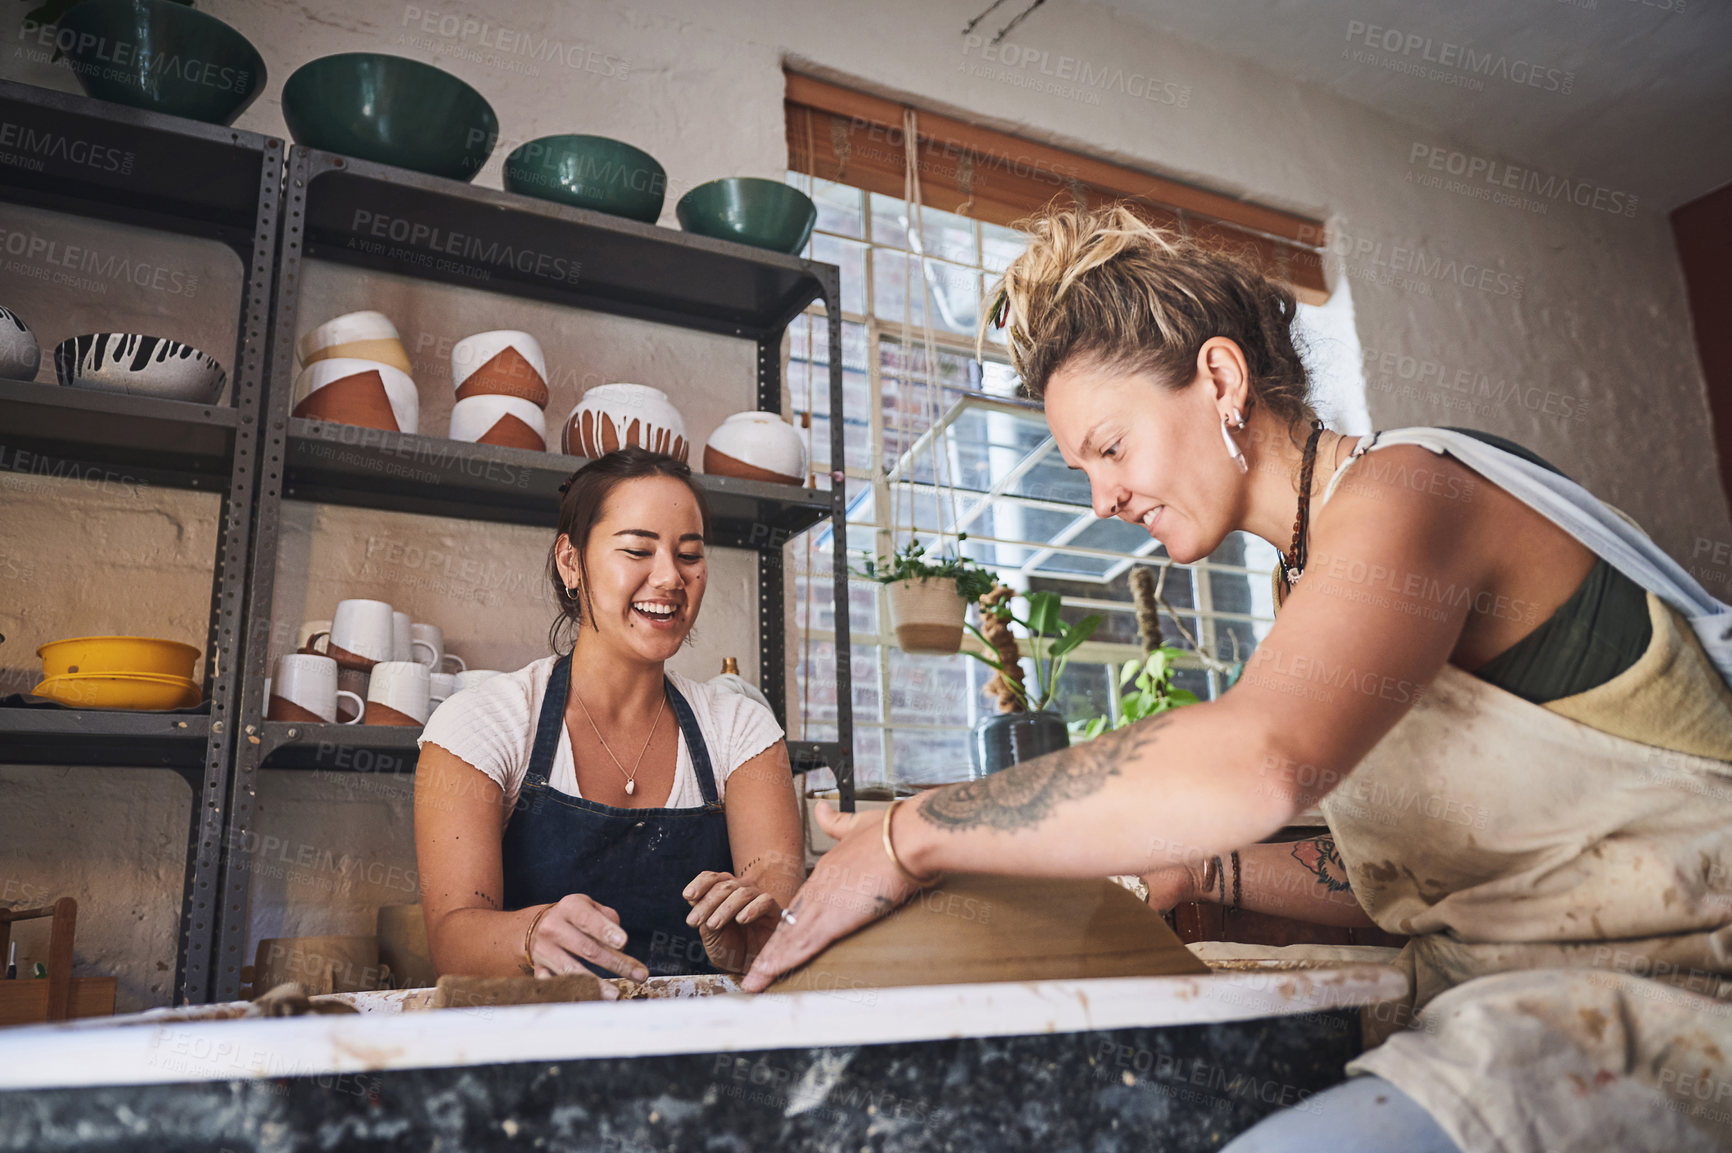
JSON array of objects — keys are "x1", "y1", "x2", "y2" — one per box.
[{"x1": 780, "y1": 908, "x2": 798, "y2": 927}]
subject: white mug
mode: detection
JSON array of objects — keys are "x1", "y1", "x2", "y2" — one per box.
[
  {"x1": 314, "y1": 599, "x2": 396, "y2": 670},
  {"x1": 366, "y1": 661, "x2": 430, "y2": 725},
  {"x1": 268, "y1": 653, "x2": 363, "y2": 724},
  {"x1": 336, "y1": 668, "x2": 368, "y2": 722},
  {"x1": 391, "y1": 611, "x2": 413, "y2": 663},
  {"x1": 429, "y1": 671, "x2": 460, "y2": 706},
  {"x1": 456, "y1": 669, "x2": 502, "y2": 691},
  {"x1": 408, "y1": 622, "x2": 463, "y2": 671}
]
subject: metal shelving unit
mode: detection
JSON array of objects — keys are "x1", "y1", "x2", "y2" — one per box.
[
  {"x1": 216, "y1": 145, "x2": 852, "y2": 1002},
  {"x1": 0, "y1": 80, "x2": 281, "y2": 1006}
]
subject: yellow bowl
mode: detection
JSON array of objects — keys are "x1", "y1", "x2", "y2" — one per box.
[
  {"x1": 31, "y1": 671, "x2": 202, "y2": 711},
  {"x1": 36, "y1": 635, "x2": 201, "y2": 680}
]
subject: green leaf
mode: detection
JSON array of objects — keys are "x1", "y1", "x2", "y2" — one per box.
[
  {"x1": 1025, "y1": 590, "x2": 1062, "y2": 634},
  {"x1": 1167, "y1": 688, "x2": 1201, "y2": 705},
  {"x1": 1120, "y1": 658, "x2": 1142, "y2": 687},
  {"x1": 1048, "y1": 613, "x2": 1102, "y2": 658}
]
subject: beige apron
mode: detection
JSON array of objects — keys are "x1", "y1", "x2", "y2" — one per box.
[{"x1": 1282, "y1": 447, "x2": 1732, "y2": 1153}]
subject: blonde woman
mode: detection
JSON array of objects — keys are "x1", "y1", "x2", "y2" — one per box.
[{"x1": 743, "y1": 207, "x2": 1732, "y2": 1152}]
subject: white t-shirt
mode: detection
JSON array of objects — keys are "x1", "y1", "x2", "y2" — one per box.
[{"x1": 416, "y1": 656, "x2": 785, "y2": 813}]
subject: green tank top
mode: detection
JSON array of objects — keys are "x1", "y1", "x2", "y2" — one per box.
[{"x1": 1444, "y1": 428, "x2": 1653, "y2": 703}]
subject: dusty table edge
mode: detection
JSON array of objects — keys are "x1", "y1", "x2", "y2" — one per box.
[{"x1": 0, "y1": 965, "x2": 1407, "y2": 1092}]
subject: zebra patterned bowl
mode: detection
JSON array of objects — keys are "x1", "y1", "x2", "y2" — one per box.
[
  {"x1": 55, "y1": 334, "x2": 227, "y2": 404},
  {"x1": 0, "y1": 306, "x2": 40, "y2": 381}
]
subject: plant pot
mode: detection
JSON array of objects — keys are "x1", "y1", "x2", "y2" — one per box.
[
  {"x1": 971, "y1": 710, "x2": 1069, "y2": 777},
  {"x1": 886, "y1": 577, "x2": 965, "y2": 654}
]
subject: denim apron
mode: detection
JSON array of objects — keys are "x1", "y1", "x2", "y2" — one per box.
[{"x1": 501, "y1": 653, "x2": 733, "y2": 977}]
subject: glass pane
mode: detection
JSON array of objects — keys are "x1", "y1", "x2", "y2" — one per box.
[
  {"x1": 870, "y1": 192, "x2": 911, "y2": 250},
  {"x1": 889, "y1": 727, "x2": 973, "y2": 787},
  {"x1": 920, "y1": 206, "x2": 977, "y2": 265},
  {"x1": 812, "y1": 233, "x2": 867, "y2": 316},
  {"x1": 1030, "y1": 551, "x2": 1116, "y2": 578},
  {"x1": 873, "y1": 251, "x2": 980, "y2": 336},
  {"x1": 980, "y1": 360, "x2": 1019, "y2": 393},
  {"x1": 887, "y1": 648, "x2": 974, "y2": 726},
  {"x1": 1052, "y1": 661, "x2": 1114, "y2": 726},
  {"x1": 1173, "y1": 666, "x2": 1211, "y2": 702},
  {"x1": 1067, "y1": 516, "x2": 1159, "y2": 556},
  {"x1": 1009, "y1": 451, "x2": 1094, "y2": 506},
  {"x1": 1215, "y1": 618, "x2": 1262, "y2": 667},
  {"x1": 808, "y1": 176, "x2": 864, "y2": 239},
  {"x1": 794, "y1": 640, "x2": 882, "y2": 726},
  {"x1": 981, "y1": 221, "x2": 1027, "y2": 272},
  {"x1": 1209, "y1": 567, "x2": 1256, "y2": 617}
]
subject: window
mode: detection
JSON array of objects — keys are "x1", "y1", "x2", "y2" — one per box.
[{"x1": 781, "y1": 82, "x2": 1366, "y2": 791}]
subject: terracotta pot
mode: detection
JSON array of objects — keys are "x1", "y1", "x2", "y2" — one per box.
[
  {"x1": 971, "y1": 710, "x2": 1069, "y2": 777},
  {"x1": 703, "y1": 411, "x2": 808, "y2": 485},
  {"x1": 886, "y1": 577, "x2": 966, "y2": 654},
  {"x1": 451, "y1": 329, "x2": 548, "y2": 407},
  {"x1": 562, "y1": 383, "x2": 688, "y2": 462},
  {"x1": 449, "y1": 394, "x2": 547, "y2": 450},
  {"x1": 291, "y1": 357, "x2": 419, "y2": 434}
]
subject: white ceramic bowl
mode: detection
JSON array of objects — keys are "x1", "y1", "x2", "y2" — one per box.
[
  {"x1": 0, "y1": 306, "x2": 41, "y2": 382},
  {"x1": 292, "y1": 356, "x2": 420, "y2": 435},
  {"x1": 449, "y1": 393, "x2": 547, "y2": 449},
  {"x1": 296, "y1": 310, "x2": 410, "y2": 374},
  {"x1": 703, "y1": 411, "x2": 808, "y2": 485},
  {"x1": 55, "y1": 334, "x2": 226, "y2": 403}
]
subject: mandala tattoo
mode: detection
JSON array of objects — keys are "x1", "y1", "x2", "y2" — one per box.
[
  {"x1": 1289, "y1": 836, "x2": 1353, "y2": 893},
  {"x1": 917, "y1": 715, "x2": 1173, "y2": 833}
]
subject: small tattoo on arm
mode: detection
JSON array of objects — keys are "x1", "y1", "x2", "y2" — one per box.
[
  {"x1": 473, "y1": 890, "x2": 500, "y2": 910},
  {"x1": 1289, "y1": 837, "x2": 1353, "y2": 893},
  {"x1": 917, "y1": 715, "x2": 1173, "y2": 833}
]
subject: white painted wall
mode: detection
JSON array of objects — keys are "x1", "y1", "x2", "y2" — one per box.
[{"x1": 2, "y1": 0, "x2": 1723, "y2": 1009}]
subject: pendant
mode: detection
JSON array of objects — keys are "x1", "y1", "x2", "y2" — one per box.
[{"x1": 625, "y1": 779, "x2": 636, "y2": 796}]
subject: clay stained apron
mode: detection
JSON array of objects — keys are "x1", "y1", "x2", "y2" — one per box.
[
  {"x1": 501, "y1": 654, "x2": 732, "y2": 977},
  {"x1": 1296, "y1": 435, "x2": 1732, "y2": 1153}
]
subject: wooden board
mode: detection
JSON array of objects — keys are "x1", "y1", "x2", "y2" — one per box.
[
  {"x1": 0, "y1": 977, "x2": 117, "y2": 1028},
  {"x1": 767, "y1": 874, "x2": 1209, "y2": 994}
]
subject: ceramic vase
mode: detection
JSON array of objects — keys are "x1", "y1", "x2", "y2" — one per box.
[
  {"x1": 292, "y1": 357, "x2": 420, "y2": 434},
  {"x1": 450, "y1": 394, "x2": 547, "y2": 450},
  {"x1": 562, "y1": 383, "x2": 688, "y2": 462},
  {"x1": 703, "y1": 411, "x2": 808, "y2": 485},
  {"x1": 0, "y1": 306, "x2": 40, "y2": 381},
  {"x1": 970, "y1": 710, "x2": 1070, "y2": 777}
]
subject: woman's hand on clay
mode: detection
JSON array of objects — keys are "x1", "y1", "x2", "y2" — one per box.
[
  {"x1": 529, "y1": 893, "x2": 647, "y2": 983},
  {"x1": 684, "y1": 870, "x2": 780, "y2": 972},
  {"x1": 739, "y1": 802, "x2": 917, "y2": 992}
]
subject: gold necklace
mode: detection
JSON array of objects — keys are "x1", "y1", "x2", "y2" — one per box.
[{"x1": 572, "y1": 684, "x2": 667, "y2": 796}]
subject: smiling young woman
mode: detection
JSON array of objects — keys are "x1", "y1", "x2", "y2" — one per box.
[
  {"x1": 414, "y1": 448, "x2": 803, "y2": 985},
  {"x1": 742, "y1": 206, "x2": 1732, "y2": 1152}
]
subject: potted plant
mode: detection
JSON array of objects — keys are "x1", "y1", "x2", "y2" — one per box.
[
  {"x1": 1071, "y1": 645, "x2": 1201, "y2": 742},
  {"x1": 856, "y1": 536, "x2": 997, "y2": 655},
  {"x1": 961, "y1": 585, "x2": 1102, "y2": 776}
]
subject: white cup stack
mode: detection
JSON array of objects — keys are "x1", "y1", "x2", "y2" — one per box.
[{"x1": 449, "y1": 330, "x2": 549, "y2": 451}]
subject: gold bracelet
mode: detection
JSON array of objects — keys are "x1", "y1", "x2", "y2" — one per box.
[
  {"x1": 882, "y1": 798, "x2": 944, "y2": 888},
  {"x1": 521, "y1": 903, "x2": 554, "y2": 975}
]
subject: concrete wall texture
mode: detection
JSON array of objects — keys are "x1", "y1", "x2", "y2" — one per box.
[{"x1": 1, "y1": 0, "x2": 1724, "y2": 1010}]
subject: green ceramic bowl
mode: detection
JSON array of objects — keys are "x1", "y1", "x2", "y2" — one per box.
[
  {"x1": 676, "y1": 178, "x2": 817, "y2": 254},
  {"x1": 281, "y1": 53, "x2": 497, "y2": 182},
  {"x1": 504, "y1": 135, "x2": 666, "y2": 223},
  {"x1": 56, "y1": 0, "x2": 266, "y2": 126}
]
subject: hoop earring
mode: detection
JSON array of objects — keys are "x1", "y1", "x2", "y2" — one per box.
[{"x1": 1221, "y1": 413, "x2": 1248, "y2": 475}]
